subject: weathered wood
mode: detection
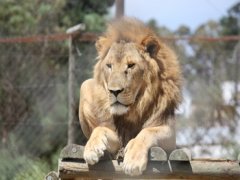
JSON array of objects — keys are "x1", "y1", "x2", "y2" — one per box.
[
  {"x1": 60, "y1": 144, "x2": 113, "y2": 161},
  {"x1": 66, "y1": 24, "x2": 85, "y2": 145},
  {"x1": 45, "y1": 171, "x2": 58, "y2": 180},
  {"x1": 116, "y1": 0, "x2": 124, "y2": 18},
  {"x1": 62, "y1": 174, "x2": 240, "y2": 180},
  {"x1": 169, "y1": 148, "x2": 192, "y2": 161},
  {"x1": 57, "y1": 145, "x2": 240, "y2": 179},
  {"x1": 60, "y1": 144, "x2": 84, "y2": 159},
  {"x1": 60, "y1": 145, "x2": 168, "y2": 161},
  {"x1": 58, "y1": 159, "x2": 240, "y2": 179},
  {"x1": 58, "y1": 160, "x2": 170, "y2": 179},
  {"x1": 67, "y1": 34, "x2": 77, "y2": 145},
  {"x1": 149, "y1": 147, "x2": 167, "y2": 161},
  {"x1": 66, "y1": 24, "x2": 85, "y2": 35}
]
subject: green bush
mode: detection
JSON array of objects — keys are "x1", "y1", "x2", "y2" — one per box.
[{"x1": 14, "y1": 159, "x2": 50, "y2": 180}]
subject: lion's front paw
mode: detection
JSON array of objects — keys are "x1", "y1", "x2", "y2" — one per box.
[
  {"x1": 83, "y1": 135, "x2": 107, "y2": 165},
  {"x1": 122, "y1": 139, "x2": 148, "y2": 176}
]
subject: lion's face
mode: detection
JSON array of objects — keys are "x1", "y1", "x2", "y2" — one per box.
[
  {"x1": 93, "y1": 18, "x2": 181, "y2": 120},
  {"x1": 101, "y1": 42, "x2": 145, "y2": 115}
]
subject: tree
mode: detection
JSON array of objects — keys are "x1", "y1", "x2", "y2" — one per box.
[
  {"x1": 220, "y1": 2, "x2": 240, "y2": 51},
  {"x1": 175, "y1": 25, "x2": 191, "y2": 36},
  {"x1": 218, "y1": 3, "x2": 240, "y2": 130},
  {"x1": 177, "y1": 5, "x2": 240, "y2": 158},
  {"x1": 0, "y1": 0, "x2": 114, "y2": 36}
]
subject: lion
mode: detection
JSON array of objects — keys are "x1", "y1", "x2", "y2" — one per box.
[{"x1": 79, "y1": 17, "x2": 182, "y2": 176}]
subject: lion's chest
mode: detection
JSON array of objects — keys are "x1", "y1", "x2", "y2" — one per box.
[{"x1": 113, "y1": 116, "x2": 143, "y2": 147}]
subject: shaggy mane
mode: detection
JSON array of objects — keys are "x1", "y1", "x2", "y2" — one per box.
[
  {"x1": 96, "y1": 17, "x2": 157, "y2": 58},
  {"x1": 94, "y1": 17, "x2": 182, "y2": 145}
]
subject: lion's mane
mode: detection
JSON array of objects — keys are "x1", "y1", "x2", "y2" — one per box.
[{"x1": 93, "y1": 17, "x2": 182, "y2": 145}]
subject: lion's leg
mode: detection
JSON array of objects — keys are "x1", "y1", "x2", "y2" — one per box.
[
  {"x1": 79, "y1": 79, "x2": 96, "y2": 138},
  {"x1": 84, "y1": 126, "x2": 120, "y2": 165},
  {"x1": 79, "y1": 79, "x2": 121, "y2": 165},
  {"x1": 123, "y1": 120, "x2": 176, "y2": 176}
]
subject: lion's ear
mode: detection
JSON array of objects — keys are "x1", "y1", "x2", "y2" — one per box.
[{"x1": 142, "y1": 36, "x2": 160, "y2": 58}]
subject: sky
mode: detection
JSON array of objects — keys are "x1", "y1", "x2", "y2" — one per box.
[{"x1": 113, "y1": 0, "x2": 238, "y2": 32}]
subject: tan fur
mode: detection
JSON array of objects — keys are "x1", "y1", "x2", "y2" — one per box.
[{"x1": 79, "y1": 17, "x2": 182, "y2": 176}]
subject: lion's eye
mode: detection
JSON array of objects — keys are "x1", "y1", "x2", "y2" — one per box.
[
  {"x1": 106, "y1": 64, "x2": 112, "y2": 69},
  {"x1": 127, "y1": 63, "x2": 135, "y2": 69}
]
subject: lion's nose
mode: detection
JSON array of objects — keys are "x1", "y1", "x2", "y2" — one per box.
[{"x1": 109, "y1": 88, "x2": 124, "y2": 97}]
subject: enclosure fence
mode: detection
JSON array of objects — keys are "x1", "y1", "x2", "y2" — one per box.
[{"x1": 0, "y1": 31, "x2": 239, "y2": 179}]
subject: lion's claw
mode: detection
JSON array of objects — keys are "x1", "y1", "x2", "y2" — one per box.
[
  {"x1": 122, "y1": 138, "x2": 148, "y2": 176},
  {"x1": 84, "y1": 150, "x2": 101, "y2": 165},
  {"x1": 123, "y1": 162, "x2": 146, "y2": 176},
  {"x1": 83, "y1": 135, "x2": 107, "y2": 165}
]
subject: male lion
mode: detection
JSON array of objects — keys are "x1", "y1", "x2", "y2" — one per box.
[{"x1": 79, "y1": 17, "x2": 182, "y2": 176}]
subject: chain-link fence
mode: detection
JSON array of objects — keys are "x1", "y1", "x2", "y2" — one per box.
[
  {"x1": 0, "y1": 34, "x2": 96, "y2": 179},
  {"x1": 0, "y1": 32, "x2": 240, "y2": 179}
]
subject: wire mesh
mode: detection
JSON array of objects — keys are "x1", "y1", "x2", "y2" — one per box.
[
  {"x1": 0, "y1": 38, "x2": 94, "y2": 179},
  {"x1": 0, "y1": 32, "x2": 239, "y2": 179}
]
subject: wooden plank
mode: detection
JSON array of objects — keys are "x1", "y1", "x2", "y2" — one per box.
[
  {"x1": 60, "y1": 144, "x2": 84, "y2": 159},
  {"x1": 169, "y1": 148, "x2": 191, "y2": 161},
  {"x1": 58, "y1": 159, "x2": 240, "y2": 179},
  {"x1": 62, "y1": 174, "x2": 240, "y2": 180},
  {"x1": 66, "y1": 25, "x2": 85, "y2": 145},
  {"x1": 60, "y1": 144, "x2": 168, "y2": 161},
  {"x1": 45, "y1": 171, "x2": 58, "y2": 180},
  {"x1": 57, "y1": 145, "x2": 240, "y2": 179},
  {"x1": 191, "y1": 159, "x2": 240, "y2": 174},
  {"x1": 149, "y1": 147, "x2": 167, "y2": 161},
  {"x1": 58, "y1": 160, "x2": 171, "y2": 179}
]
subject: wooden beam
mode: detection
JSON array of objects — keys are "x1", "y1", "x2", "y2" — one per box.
[
  {"x1": 55, "y1": 144, "x2": 240, "y2": 179},
  {"x1": 66, "y1": 25, "x2": 85, "y2": 145},
  {"x1": 66, "y1": 24, "x2": 85, "y2": 35},
  {"x1": 115, "y1": 0, "x2": 124, "y2": 19},
  {"x1": 169, "y1": 148, "x2": 191, "y2": 161},
  {"x1": 60, "y1": 144, "x2": 84, "y2": 159},
  {"x1": 45, "y1": 171, "x2": 58, "y2": 180},
  {"x1": 58, "y1": 159, "x2": 240, "y2": 179}
]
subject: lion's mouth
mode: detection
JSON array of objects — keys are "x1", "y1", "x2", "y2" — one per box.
[
  {"x1": 111, "y1": 101, "x2": 129, "y2": 107},
  {"x1": 110, "y1": 101, "x2": 130, "y2": 115}
]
